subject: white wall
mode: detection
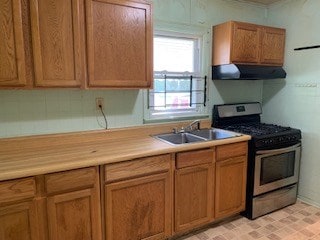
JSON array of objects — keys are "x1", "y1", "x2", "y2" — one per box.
[
  {"x1": 0, "y1": 0, "x2": 267, "y2": 138},
  {"x1": 262, "y1": 0, "x2": 320, "y2": 206}
]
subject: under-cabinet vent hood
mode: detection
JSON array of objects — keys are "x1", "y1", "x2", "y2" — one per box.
[{"x1": 212, "y1": 64, "x2": 286, "y2": 80}]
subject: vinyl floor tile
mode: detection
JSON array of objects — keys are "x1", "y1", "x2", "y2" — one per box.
[{"x1": 179, "y1": 201, "x2": 320, "y2": 240}]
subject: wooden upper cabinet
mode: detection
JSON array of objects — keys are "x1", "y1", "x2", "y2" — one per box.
[
  {"x1": 231, "y1": 22, "x2": 260, "y2": 64},
  {"x1": 30, "y1": 0, "x2": 86, "y2": 87},
  {"x1": 0, "y1": 0, "x2": 27, "y2": 87},
  {"x1": 260, "y1": 26, "x2": 285, "y2": 65},
  {"x1": 213, "y1": 21, "x2": 285, "y2": 66},
  {"x1": 86, "y1": 0, "x2": 152, "y2": 88},
  {"x1": 1, "y1": 0, "x2": 152, "y2": 89}
]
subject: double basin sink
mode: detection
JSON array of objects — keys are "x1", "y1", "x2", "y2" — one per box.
[{"x1": 153, "y1": 128, "x2": 242, "y2": 145}]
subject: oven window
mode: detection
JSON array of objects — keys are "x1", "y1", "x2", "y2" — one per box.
[{"x1": 260, "y1": 152, "x2": 295, "y2": 185}]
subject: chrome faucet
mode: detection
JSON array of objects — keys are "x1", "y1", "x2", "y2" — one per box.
[
  {"x1": 172, "y1": 120, "x2": 201, "y2": 133},
  {"x1": 185, "y1": 120, "x2": 201, "y2": 132}
]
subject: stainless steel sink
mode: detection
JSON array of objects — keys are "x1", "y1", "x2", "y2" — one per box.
[
  {"x1": 153, "y1": 128, "x2": 242, "y2": 145},
  {"x1": 154, "y1": 132, "x2": 206, "y2": 145},
  {"x1": 190, "y1": 128, "x2": 242, "y2": 140}
]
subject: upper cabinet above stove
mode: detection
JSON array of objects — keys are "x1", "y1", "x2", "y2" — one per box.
[{"x1": 212, "y1": 21, "x2": 286, "y2": 66}]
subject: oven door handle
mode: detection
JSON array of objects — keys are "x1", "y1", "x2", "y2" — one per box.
[{"x1": 256, "y1": 143, "x2": 301, "y2": 155}]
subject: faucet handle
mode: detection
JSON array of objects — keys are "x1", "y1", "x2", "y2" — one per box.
[
  {"x1": 172, "y1": 127, "x2": 178, "y2": 134},
  {"x1": 195, "y1": 120, "x2": 200, "y2": 130}
]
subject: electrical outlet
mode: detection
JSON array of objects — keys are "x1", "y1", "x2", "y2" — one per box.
[{"x1": 95, "y1": 97, "x2": 104, "y2": 110}]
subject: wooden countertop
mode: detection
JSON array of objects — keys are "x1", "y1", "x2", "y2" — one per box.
[{"x1": 0, "y1": 120, "x2": 251, "y2": 181}]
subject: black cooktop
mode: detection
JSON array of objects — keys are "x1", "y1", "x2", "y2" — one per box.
[
  {"x1": 222, "y1": 122, "x2": 292, "y2": 136},
  {"x1": 221, "y1": 122, "x2": 301, "y2": 149}
]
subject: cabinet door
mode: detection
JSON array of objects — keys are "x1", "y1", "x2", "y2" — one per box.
[
  {"x1": 231, "y1": 22, "x2": 260, "y2": 64},
  {"x1": 0, "y1": 200, "x2": 40, "y2": 240},
  {"x1": 0, "y1": 0, "x2": 27, "y2": 87},
  {"x1": 86, "y1": 0, "x2": 152, "y2": 88},
  {"x1": 215, "y1": 156, "x2": 247, "y2": 219},
  {"x1": 105, "y1": 172, "x2": 171, "y2": 240},
  {"x1": 30, "y1": 0, "x2": 85, "y2": 87},
  {"x1": 47, "y1": 188, "x2": 101, "y2": 240},
  {"x1": 175, "y1": 164, "x2": 214, "y2": 233},
  {"x1": 260, "y1": 27, "x2": 285, "y2": 66}
]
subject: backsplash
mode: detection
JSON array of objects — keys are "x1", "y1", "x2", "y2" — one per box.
[
  {"x1": 0, "y1": 90, "x2": 143, "y2": 138},
  {"x1": 0, "y1": 80, "x2": 264, "y2": 138}
]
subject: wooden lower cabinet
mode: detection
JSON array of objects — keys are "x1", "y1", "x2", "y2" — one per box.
[
  {"x1": 104, "y1": 154, "x2": 172, "y2": 240},
  {"x1": 174, "y1": 149, "x2": 215, "y2": 233},
  {"x1": 0, "y1": 142, "x2": 249, "y2": 240},
  {"x1": 215, "y1": 155, "x2": 247, "y2": 219},
  {"x1": 175, "y1": 164, "x2": 214, "y2": 233},
  {"x1": 0, "y1": 167, "x2": 102, "y2": 240},
  {"x1": 0, "y1": 200, "x2": 41, "y2": 240},
  {"x1": 47, "y1": 188, "x2": 101, "y2": 240},
  {"x1": 45, "y1": 167, "x2": 102, "y2": 240},
  {"x1": 0, "y1": 177, "x2": 42, "y2": 240},
  {"x1": 105, "y1": 172, "x2": 171, "y2": 240}
]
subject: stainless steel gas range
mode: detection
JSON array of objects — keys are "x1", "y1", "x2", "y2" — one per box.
[{"x1": 213, "y1": 102, "x2": 302, "y2": 219}]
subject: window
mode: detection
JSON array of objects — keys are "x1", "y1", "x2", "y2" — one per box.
[{"x1": 145, "y1": 32, "x2": 207, "y2": 121}]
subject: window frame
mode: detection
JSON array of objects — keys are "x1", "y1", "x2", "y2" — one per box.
[{"x1": 144, "y1": 31, "x2": 208, "y2": 121}]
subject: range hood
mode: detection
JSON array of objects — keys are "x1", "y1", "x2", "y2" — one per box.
[{"x1": 212, "y1": 64, "x2": 286, "y2": 80}]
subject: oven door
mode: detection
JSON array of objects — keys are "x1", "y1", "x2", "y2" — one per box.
[{"x1": 254, "y1": 143, "x2": 301, "y2": 196}]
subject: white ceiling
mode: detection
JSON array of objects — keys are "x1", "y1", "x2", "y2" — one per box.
[{"x1": 239, "y1": 0, "x2": 282, "y2": 5}]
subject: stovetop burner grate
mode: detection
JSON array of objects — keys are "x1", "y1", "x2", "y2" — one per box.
[
  {"x1": 222, "y1": 122, "x2": 292, "y2": 136},
  {"x1": 213, "y1": 102, "x2": 302, "y2": 149}
]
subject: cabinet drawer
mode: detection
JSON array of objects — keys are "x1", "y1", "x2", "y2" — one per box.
[
  {"x1": 216, "y1": 142, "x2": 247, "y2": 161},
  {"x1": 45, "y1": 167, "x2": 97, "y2": 195},
  {"x1": 0, "y1": 177, "x2": 36, "y2": 204},
  {"x1": 105, "y1": 154, "x2": 171, "y2": 183},
  {"x1": 176, "y1": 149, "x2": 214, "y2": 169}
]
